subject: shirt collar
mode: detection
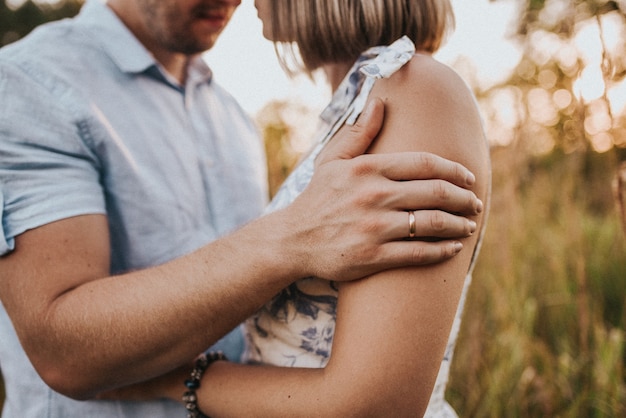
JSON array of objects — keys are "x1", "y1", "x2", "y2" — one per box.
[{"x1": 76, "y1": 0, "x2": 213, "y2": 87}]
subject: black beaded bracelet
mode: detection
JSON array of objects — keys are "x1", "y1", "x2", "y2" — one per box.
[{"x1": 183, "y1": 351, "x2": 227, "y2": 418}]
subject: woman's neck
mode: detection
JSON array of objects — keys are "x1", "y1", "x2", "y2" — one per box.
[{"x1": 322, "y1": 61, "x2": 355, "y2": 93}]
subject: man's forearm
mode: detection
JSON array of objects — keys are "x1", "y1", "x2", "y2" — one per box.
[{"x1": 16, "y1": 212, "x2": 298, "y2": 400}]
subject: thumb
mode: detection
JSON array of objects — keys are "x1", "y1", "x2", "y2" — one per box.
[{"x1": 317, "y1": 98, "x2": 385, "y2": 165}]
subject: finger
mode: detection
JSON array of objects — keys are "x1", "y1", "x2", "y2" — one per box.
[
  {"x1": 371, "y1": 179, "x2": 482, "y2": 216},
  {"x1": 316, "y1": 98, "x2": 385, "y2": 165},
  {"x1": 382, "y1": 210, "x2": 476, "y2": 241},
  {"x1": 406, "y1": 180, "x2": 483, "y2": 215},
  {"x1": 412, "y1": 210, "x2": 477, "y2": 238},
  {"x1": 353, "y1": 151, "x2": 476, "y2": 188},
  {"x1": 376, "y1": 240, "x2": 464, "y2": 267}
]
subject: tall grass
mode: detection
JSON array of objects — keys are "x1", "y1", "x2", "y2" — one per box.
[
  {"x1": 259, "y1": 104, "x2": 626, "y2": 415},
  {"x1": 447, "y1": 145, "x2": 626, "y2": 417}
]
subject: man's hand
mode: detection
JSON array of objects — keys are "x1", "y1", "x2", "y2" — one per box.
[{"x1": 281, "y1": 98, "x2": 483, "y2": 281}]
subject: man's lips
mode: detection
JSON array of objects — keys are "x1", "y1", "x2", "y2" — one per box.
[
  {"x1": 197, "y1": 9, "x2": 228, "y2": 21},
  {"x1": 195, "y1": 10, "x2": 229, "y2": 28}
]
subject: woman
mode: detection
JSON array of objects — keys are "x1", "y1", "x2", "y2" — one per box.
[{"x1": 104, "y1": 0, "x2": 490, "y2": 416}]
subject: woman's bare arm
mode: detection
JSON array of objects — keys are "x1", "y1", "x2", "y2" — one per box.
[{"x1": 172, "y1": 55, "x2": 490, "y2": 417}]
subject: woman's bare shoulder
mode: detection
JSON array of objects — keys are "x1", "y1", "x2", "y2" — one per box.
[
  {"x1": 371, "y1": 54, "x2": 484, "y2": 141},
  {"x1": 368, "y1": 53, "x2": 488, "y2": 188},
  {"x1": 379, "y1": 53, "x2": 480, "y2": 122}
]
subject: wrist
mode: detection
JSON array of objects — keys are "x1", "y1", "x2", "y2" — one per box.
[
  {"x1": 247, "y1": 208, "x2": 311, "y2": 282},
  {"x1": 182, "y1": 351, "x2": 228, "y2": 418}
]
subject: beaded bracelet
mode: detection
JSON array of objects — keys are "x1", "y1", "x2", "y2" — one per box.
[{"x1": 183, "y1": 351, "x2": 227, "y2": 418}]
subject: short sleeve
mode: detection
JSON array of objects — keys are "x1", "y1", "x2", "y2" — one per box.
[
  {"x1": 0, "y1": 192, "x2": 11, "y2": 254},
  {"x1": 0, "y1": 62, "x2": 106, "y2": 255}
]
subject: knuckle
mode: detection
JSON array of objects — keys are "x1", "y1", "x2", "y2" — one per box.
[
  {"x1": 430, "y1": 211, "x2": 446, "y2": 232},
  {"x1": 454, "y1": 163, "x2": 465, "y2": 183},
  {"x1": 349, "y1": 120, "x2": 365, "y2": 135},
  {"x1": 469, "y1": 191, "x2": 479, "y2": 211},
  {"x1": 416, "y1": 152, "x2": 436, "y2": 173},
  {"x1": 441, "y1": 243, "x2": 455, "y2": 259},
  {"x1": 356, "y1": 184, "x2": 389, "y2": 208},
  {"x1": 359, "y1": 215, "x2": 385, "y2": 235},
  {"x1": 350, "y1": 156, "x2": 375, "y2": 177},
  {"x1": 433, "y1": 180, "x2": 451, "y2": 201},
  {"x1": 411, "y1": 245, "x2": 427, "y2": 264}
]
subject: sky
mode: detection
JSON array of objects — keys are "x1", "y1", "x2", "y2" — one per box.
[{"x1": 204, "y1": 0, "x2": 523, "y2": 115}]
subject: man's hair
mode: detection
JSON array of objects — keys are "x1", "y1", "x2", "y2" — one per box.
[{"x1": 269, "y1": 0, "x2": 455, "y2": 76}]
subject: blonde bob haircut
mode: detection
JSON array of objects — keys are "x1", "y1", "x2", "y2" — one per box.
[{"x1": 269, "y1": 0, "x2": 455, "y2": 76}]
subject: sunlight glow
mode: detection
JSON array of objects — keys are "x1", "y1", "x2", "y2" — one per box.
[
  {"x1": 5, "y1": 0, "x2": 26, "y2": 9},
  {"x1": 528, "y1": 88, "x2": 560, "y2": 127},
  {"x1": 575, "y1": 19, "x2": 604, "y2": 65},
  {"x1": 527, "y1": 124, "x2": 556, "y2": 155},
  {"x1": 572, "y1": 17, "x2": 607, "y2": 102},
  {"x1": 202, "y1": 0, "x2": 626, "y2": 153},
  {"x1": 538, "y1": 69, "x2": 558, "y2": 90},
  {"x1": 540, "y1": 0, "x2": 572, "y2": 28},
  {"x1": 483, "y1": 87, "x2": 523, "y2": 147},
  {"x1": 584, "y1": 99, "x2": 615, "y2": 153},
  {"x1": 584, "y1": 100, "x2": 612, "y2": 136},
  {"x1": 553, "y1": 89, "x2": 573, "y2": 110},
  {"x1": 608, "y1": 79, "x2": 626, "y2": 116},
  {"x1": 6, "y1": 0, "x2": 62, "y2": 9},
  {"x1": 574, "y1": 66, "x2": 606, "y2": 102},
  {"x1": 207, "y1": 0, "x2": 521, "y2": 114},
  {"x1": 529, "y1": 30, "x2": 565, "y2": 67},
  {"x1": 600, "y1": 11, "x2": 626, "y2": 55},
  {"x1": 437, "y1": 0, "x2": 521, "y2": 91},
  {"x1": 591, "y1": 132, "x2": 614, "y2": 153}
]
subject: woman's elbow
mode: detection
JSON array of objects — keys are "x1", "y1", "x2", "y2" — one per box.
[
  {"x1": 329, "y1": 393, "x2": 429, "y2": 418},
  {"x1": 320, "y1": 371, "x2": 432, "y2": 417}
]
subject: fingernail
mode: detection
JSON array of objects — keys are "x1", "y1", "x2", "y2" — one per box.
[
  {"x1": 454, "y1": 242, "x2": 463, "y2": 253},
  {"x1": 466, "y1": 172, "x2": 476, "y2": 186},
  {"x1": 469, "y1": 220, "x2": 477, "y2": 234},
  {"x1": 476, "y1": 199, "x2": 484, "y2": 214}
]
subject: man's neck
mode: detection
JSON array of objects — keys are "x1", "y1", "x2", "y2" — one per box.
[
  {"x1": 106, "y1": 0, "x2": 192, "y2": 85},
  {"x1": 152, "y1": 51, "x2": 193, "y2": 86}
]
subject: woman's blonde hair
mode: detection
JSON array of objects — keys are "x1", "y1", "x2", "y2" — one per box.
[{"x1": 269, "y1": 0, "x2": 455, "y2": 76}]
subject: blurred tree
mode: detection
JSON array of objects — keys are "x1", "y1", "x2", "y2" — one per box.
[
  {"x1": 445, "y1": 2, "x2": 626, "y2": 416},
  {"x1": 615, "y1": 161, "x2": 626, "y2": 233},
  {"x1": 480, "y1": 0, "x2": 626, "y2": 155},
  {"x1": 256, "y1": 99, "x2": 318, "y2": 197},
  {"x1": 1, "y1": 0, "x2": 82, "y2": 46}
]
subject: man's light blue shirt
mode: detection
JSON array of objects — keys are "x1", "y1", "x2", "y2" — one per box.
[{"x1": 0, "y1": 0, "x2": 268, "y2": 416}]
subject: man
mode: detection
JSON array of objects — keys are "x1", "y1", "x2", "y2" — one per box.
[{"x1": 0, "y1": 0, "x2": 483, "y2": 416}]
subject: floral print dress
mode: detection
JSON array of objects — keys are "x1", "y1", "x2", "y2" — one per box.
[{"x1": 242, "y1": 36, "x2": 484, "y2": 417}]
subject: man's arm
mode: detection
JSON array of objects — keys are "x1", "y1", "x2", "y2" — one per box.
[{"x1": 0, "y1": 99, "x2": 482, "y2": 399}]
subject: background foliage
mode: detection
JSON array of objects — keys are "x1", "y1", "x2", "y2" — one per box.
[
  {"x1": 0, "y1": 0, "x2": 80, "y2": 47},
  {"x1": 1, "y1": 0, "x2": 625, "y2": 416},
  {"x1": 443, "y1": 1, "x2": 626, "y2": 416},
  {"x1": 259, "y1": 1, "x2": 626, "y2": 416}
]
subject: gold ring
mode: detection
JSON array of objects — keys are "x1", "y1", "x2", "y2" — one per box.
[{"x1": 408, "y1": 211, "x2": 416, "y2": 238}]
